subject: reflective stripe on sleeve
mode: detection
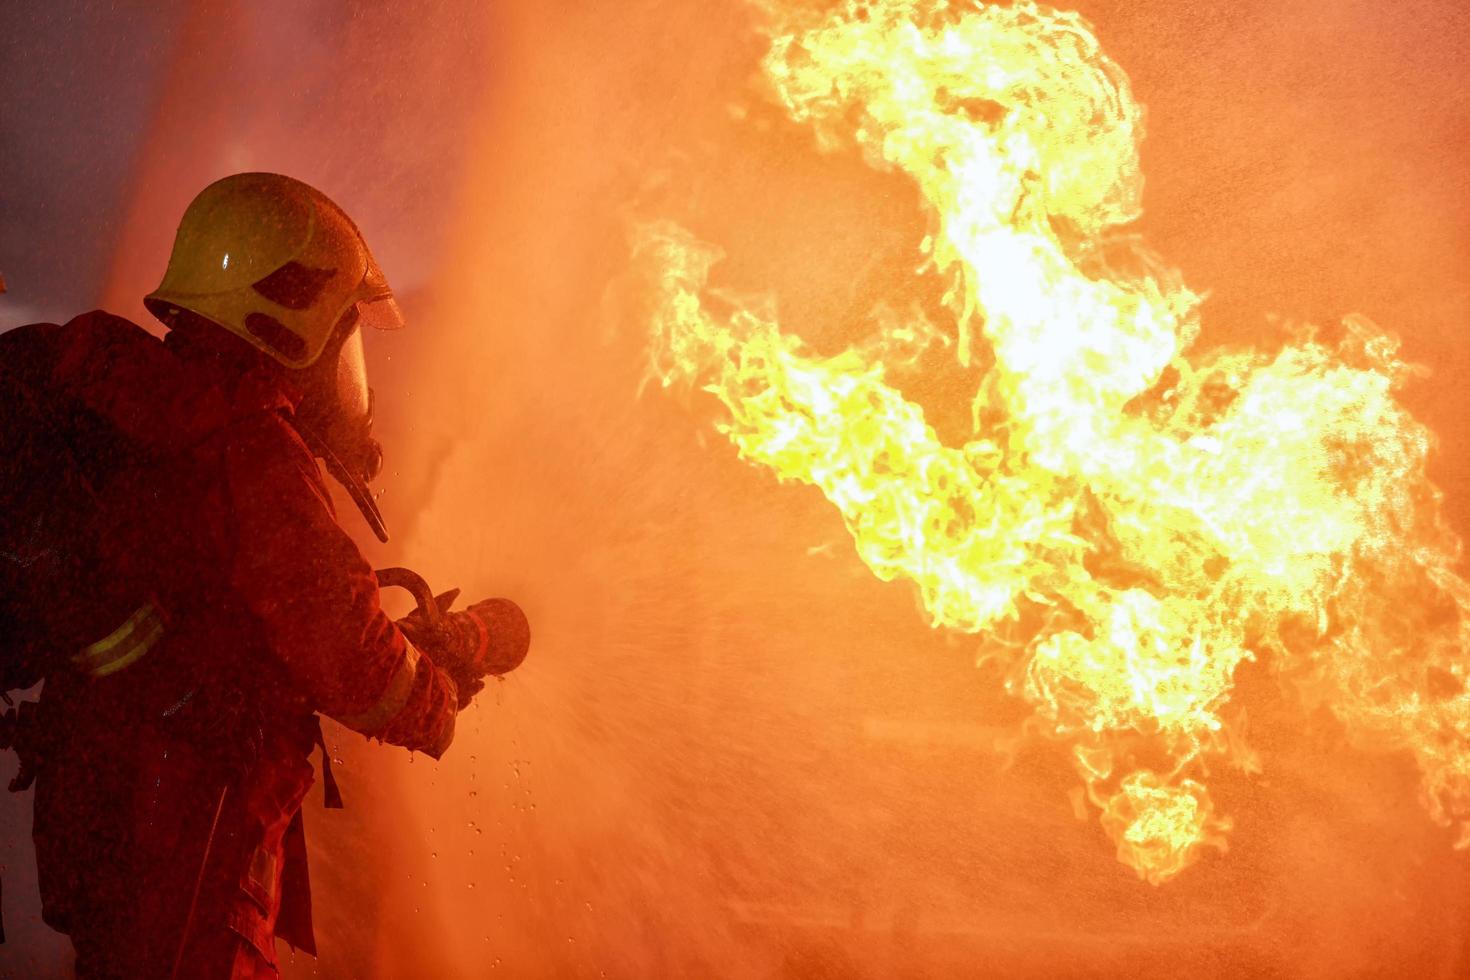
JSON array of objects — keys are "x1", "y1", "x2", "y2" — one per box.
[
  {"x1": 425, "y1": 678, "x2": 457, "y2": 758},
  {"x1": 73, "y1": 603, "x2": 167, "y2": 678},
  {"x1": 335, "y1": 643, "x2": 420, "y2": 736}
]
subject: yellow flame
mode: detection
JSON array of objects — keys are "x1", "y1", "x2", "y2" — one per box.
[{"x1": 633, "y1": 0, "x2": 1470, "y2": 883}]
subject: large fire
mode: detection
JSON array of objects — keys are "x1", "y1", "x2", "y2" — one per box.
[{"x1": 632, "y1": 0, "x2": 1470, "y2": 885}]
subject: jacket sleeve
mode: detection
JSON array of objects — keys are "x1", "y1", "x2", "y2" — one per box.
[{"x1": 221, "y1": 410, "x2": 458, "y2": 757}]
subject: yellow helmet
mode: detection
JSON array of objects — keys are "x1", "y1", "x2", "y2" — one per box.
[{"x1": 144, "y1": 172, "x2": 404, "y2": 369}]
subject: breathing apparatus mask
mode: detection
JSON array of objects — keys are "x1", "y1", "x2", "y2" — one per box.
[{"x1": 292, "y1": 305, "x2": 392, "y2": 542}]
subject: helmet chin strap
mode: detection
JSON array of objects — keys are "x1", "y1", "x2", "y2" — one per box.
[{"x1": 295, "y1": 419, "x2": 391, "y2": 543}]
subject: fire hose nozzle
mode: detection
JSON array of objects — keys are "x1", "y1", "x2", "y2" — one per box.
[
  {"x1": 375, "y1": 566, "x2": 529, "y2": 690},
  {"x1": 375, "y1": 566, "x2": 458, "y2": 625}
]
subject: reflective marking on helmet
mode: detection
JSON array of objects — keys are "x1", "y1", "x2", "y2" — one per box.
[
  {"x1": 244, "y1": 312, "x2": 309, "y2": 362},
  {"x1": 73, "y1": 603, "x2": 166, "y2": 678},
  {"x1": 251, "y1": 261, "x2": 338, "y2": 311}
]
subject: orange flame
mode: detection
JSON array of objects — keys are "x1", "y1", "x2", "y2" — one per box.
[{"x1": 634, "y1": 0, "x2": 1470, "y2": 884}]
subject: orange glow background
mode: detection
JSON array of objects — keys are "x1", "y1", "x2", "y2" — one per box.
[{"x1": 5, "y1": 0, "x2": 1470, "y2": 976}]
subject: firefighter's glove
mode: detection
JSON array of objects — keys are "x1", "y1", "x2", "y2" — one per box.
[{"x1": 398, "y1": 598, "x2": 529, "y2": 708}]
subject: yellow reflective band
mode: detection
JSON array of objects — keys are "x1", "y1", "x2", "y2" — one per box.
[
  {"x1": 73, "y1": 603, "x2": 166, "y2": 678},
  {"x1": 91, "y1": 615, "x2": 165, "y2": 678},
  {"x1": 74, "y1": 604, "x2": 154, "y2": 667},
  {"x1": 335, "y1": 644, "x2": 420, "y2": 736}
]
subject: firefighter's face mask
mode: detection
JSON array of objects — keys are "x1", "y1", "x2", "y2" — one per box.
[
  {"x1": 297, "y1": 305, "x2": 392, "y2": 542},
  {"x1": 327, "y1": 320, "x2": 384, "y2": 479}
]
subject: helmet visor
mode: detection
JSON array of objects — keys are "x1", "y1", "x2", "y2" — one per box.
[
  {"x1": 336, "y1": 323, "x2": 372, "y2": 422},
  {"x1": 358, "y1": 294, "x2": 406, "y2": 332}
]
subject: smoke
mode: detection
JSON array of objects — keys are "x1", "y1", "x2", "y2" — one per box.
[
  {"x1": 362, "y1": 0, "x2": 1470, "y2": 977},
  {"x1": 0, "y1": 1, "x2": 185, "y2": 331}
]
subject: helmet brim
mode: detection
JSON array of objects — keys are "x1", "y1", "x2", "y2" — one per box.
[{"x1": 357, "y1": 294, "x2": 406, "y2": 331}]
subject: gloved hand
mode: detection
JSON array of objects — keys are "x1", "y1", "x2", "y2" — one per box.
[{"x1": 397, "y1": 597, "x2": 530, "y2": 708}]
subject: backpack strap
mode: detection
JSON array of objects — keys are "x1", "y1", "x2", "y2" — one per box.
[{"x1": 310, "y1": 717, "x2": 344, "y2": 810}]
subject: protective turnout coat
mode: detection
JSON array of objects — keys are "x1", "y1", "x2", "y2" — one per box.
[{"x1": 4, "y1": 311, "x2": 458, "y2": 978}]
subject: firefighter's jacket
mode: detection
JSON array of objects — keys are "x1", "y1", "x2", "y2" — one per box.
[{"x1": 16, "y1": 310, "x2": 458, "y2": 974}]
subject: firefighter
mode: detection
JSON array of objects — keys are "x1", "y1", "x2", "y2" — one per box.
[{"x1": 6, "y1": 172, "x2": 529, "y2": 978}]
